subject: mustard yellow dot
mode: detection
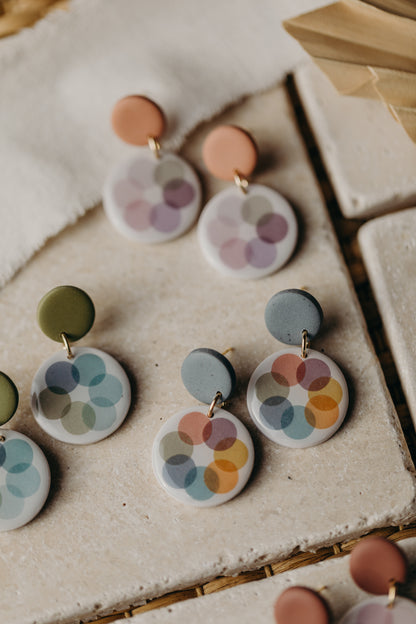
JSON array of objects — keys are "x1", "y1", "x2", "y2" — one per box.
[
  {"x1": 214, "y1": 438, "x2": 248, "y2": 470},
  {"x1": 308, "y1": 377, "x2": 342, "y2": 404}
]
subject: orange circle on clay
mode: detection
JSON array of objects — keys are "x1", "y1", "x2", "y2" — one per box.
[
  {"x1": 274, "y1": 586, "x2": 329, "y2": 624},
  {"x1": 205, "y1": 460, "x2": 239, "y2": 494},
  {"x1": 306, "y1": 396, "x2": 339, "y2": 429},
  {"x1": 202, "y1": 125, "x2": 258, "y2": 181},
  {"x1": 111, "y1": 95, "x2": 166, "y2": 145}
]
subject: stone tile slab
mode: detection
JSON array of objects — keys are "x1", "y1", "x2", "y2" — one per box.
[
  {"x1": 359, "y1": 208, "x2": 416, "y2": 429},
  {"x1": 294, "y1": 62, "x2": 416, "y2": 219},
  {"x1": 121, "y1": 537, "x2": 416, "y2": 623},
  {"x1": 0, "y1": 86, "x2": 414, "y2": 624}
]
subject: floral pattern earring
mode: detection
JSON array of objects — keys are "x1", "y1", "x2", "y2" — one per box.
[
  {"x1": 198, "y1": 125, "x2": 297, "y2": 279},
  {"x1": 103, "y1": 95, "x2": 201, "y2": 243}
]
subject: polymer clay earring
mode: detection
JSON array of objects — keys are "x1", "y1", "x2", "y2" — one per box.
[
  {"x1": 340, "y1": 537, "x2": 416, "y2": 623},
  {"x1": 31, "y1": 286, "x2": 131, "y2": 445},
  {"x1": 0, "y1": 373, "x2": 50, "y2": 531},
  {"x1": 247, "y1": 289, "x2": 348, "y2": 448},
  {"x1": 103, "y1": 95, "x2": 201, "y2": 243},
  {"x1": 198, "y1": 125, "x2": 297, "y2": 279},
  {"x1": 274, "y1": 586, "x2": 330, "y2": 624},
  {"x1": 152, "y1": 348, "x2": 254, "y2": 507}
]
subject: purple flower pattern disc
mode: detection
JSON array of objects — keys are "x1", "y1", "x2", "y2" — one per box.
[
  {"x1": 340, "y1": 596, "x2": 416, "y2": 624},
  {"x1": 103, "y1": 149, "x2": 201, "y2": 243},
  {"x1": 198, "y1": 184, "x2": 297, "y2": 279}
]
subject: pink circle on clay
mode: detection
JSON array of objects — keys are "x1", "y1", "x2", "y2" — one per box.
[
  {"x1": 163, "y1": 179, "x2": 195, "y2": 209},
  {"x1": 217, "y1": 195, "x2": 244, "y2": 225},
  {"x1": 296, "y1": 359, "x2": 331, "y2": 391},
  {"x1": 257, "y1": 212, "x2": 288, "y2": 244},
  {"x1": 219, "y1": 238, "x2": 248, "y2": 270},
  {"x1": 245, "y1": 238, "x2": 276, "y2": 268},
  {"x1": 127, "y1": 158, "x2": 155, "y2": 189},
  {"x1": 150, "y1": 203, "x2": 181, "y2": 233},
  {"x1": 355, "y1": 603, "x2": 393, "y2": 624},
  {"x1": 207, "y1": 219, "x2": 239, "y2": 247},
  {"x1": 124, "y1": 200, "x2": 152, "y2": 231}
]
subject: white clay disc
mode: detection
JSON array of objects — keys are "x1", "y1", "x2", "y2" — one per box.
[
  {"x1": 339, "y1": 596, "x2": 416, "y2": 623},
  {"x1": 103, "y1": 149, "x2": 201, "y2": 243},
  {"x1": 0, "y1": 429, "x2": 50, "y2": 531},
  {"x1": 197, "y1": 184, "x2": 297, "y2": 279},
  {"x1": 247, "y1": 348, "x2": 348, "y2": 448},
  {"x1": 31, "y1": 347, "x2": 131, "y2": 445},
  {"x1": 152, "y1": 406, "x2": 254, "y2": 507}
]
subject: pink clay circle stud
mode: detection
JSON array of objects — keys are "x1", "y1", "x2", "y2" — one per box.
[
  {"x1": 274, "y1": 587, "x2": 330, "y2": 624},
  {"x1": 112, "y1": 95, "x2": 166, "y2": 146},
  {"x1": 349, "y1": 537, "x2": 407, "y2": 595},
  {"x1": 202, "y1": 125, "x2": 258, "y2": 181}
]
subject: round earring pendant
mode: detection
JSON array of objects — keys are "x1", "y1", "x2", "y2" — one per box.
[
  {"x1": 152, "y1": 406, "x2": 254, "y2": 507},
  {"x1": 247, "y1": 348, "x2": 348, "y2": 448},
  {"x1": 197, "y1": 184, "x2": 297, "y2": 279},
  {"x1": 31, "y1": 347, "x2": 131, "y2": 445},
  {"x1": 340, "y1": 597, "x2": 416, "y2": 623},
  {"x1": 0, "y1": 430, "x2": 50, "y2": 531},
  {"x1": 103, "y1": 149, "x2": 201, "y2": 243}
]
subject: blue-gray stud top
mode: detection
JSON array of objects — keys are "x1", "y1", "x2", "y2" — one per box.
[
  {"x1": 264, "y1": 289, "x2": 323, "y2": 345},
  {"x1": 181, "y1": 348, "x2": 236, "y2": 404}
]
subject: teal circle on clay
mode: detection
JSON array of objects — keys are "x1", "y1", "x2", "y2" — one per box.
[
  {"x1": 181, "y1": 348, "x2": 236, "y2": 404},
  {"x1": 264, "y1": 289, "x2": 323, "y2": 345}
]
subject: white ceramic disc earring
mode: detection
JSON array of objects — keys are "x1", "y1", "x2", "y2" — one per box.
[
  {"x1": 0, "y1": 372, "x2": 50, "y2": 531},
  {"x1": 198, "y1": 125, "x2": 297, "y2": 279},
  {"x1": 247, "y1": 289, "x2": 348, "y2": 448},
  {"x1": 103, "y1": 95, "x2": 201, "y2": 243},
  {"x1": 152, "y1": 348, "x2": 254, "y2": 507},
  {"x1": 31, "y1": 286, "x2": 131, "y2": 445}
]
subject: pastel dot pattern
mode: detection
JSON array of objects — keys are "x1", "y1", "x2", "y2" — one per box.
[
  {"x1": 247, "y1": 348, "x2": 348, "y2": 448},
  {"x1": 0, "y1": 430, "x2": 50, "y2": 531},
  {"x1": 339, "y1": 597, "x2": 416, "y2": 624},
  {"x1": 152, "y1": 407, "x2": 254, "y2": 507},
  {"x1": 198, "y1": 184, "x2": 297, "y2": 279},
  {"x1": 31, "y1": 347, "x2": 131, "y2": 445},
  {"x1": 103, "y1": 149, "x2": 201, "y2": 243}
]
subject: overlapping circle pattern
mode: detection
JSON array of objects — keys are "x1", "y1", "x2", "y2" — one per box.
[
  {"x1": 340, "y1": 597, "x2": 416, "y2": 624},
  {"x1": 247, "y1": 348, "x2": 348, "y2": 448},
  {"x1": 198, "y1": 184, "x2": 297, "y2": 279},
  {"x1": 103, "y1": 150, "x2": 201, "y2": 243},
  {"x1": 0, "y1": 430, "x2": 50, "y2": 531},
  {"x1": 32, "y1": 347, "x2": 131, "y2": 444},
  {"x1": 152, "y1": 407, "x2": 254, "y2": 507}
]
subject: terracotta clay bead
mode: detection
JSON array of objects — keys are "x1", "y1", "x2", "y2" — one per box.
[
  {"x1": 202, "y1": 124, "x2": 258, "y2": 181},
  {"x1": 349, "y1": 536, "x2": 407, "y2": 595},
  {"x1": 274, "y1": 586, "x2": 330, "y2": 624},
  {"x1": 111, "y1": 95, "x2": 166, "y2": 145}
]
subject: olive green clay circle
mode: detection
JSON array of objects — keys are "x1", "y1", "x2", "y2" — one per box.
[
  {"x1": 37, "y1": 286, "x2": 95, "y2": 342},
  {"x1": 0, "y1": 372, "x2": 19, "y2": 425}
]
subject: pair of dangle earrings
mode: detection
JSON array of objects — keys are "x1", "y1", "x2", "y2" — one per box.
[
  {"x1": 103, "y1": 95, "x2": 298, "y2": 280},
  {"x1": 274, "y1": 536, "x2": 416, "y2": 623}
]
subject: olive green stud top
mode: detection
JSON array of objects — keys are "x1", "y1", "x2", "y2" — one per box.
[
  {"x1": 0, "y1": 372, "x2": 19, "y2": 426},
  {"x1": 37, "y1": 285, "x2": 95, "y2": 343}
]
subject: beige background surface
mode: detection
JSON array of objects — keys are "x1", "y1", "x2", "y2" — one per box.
[
  {"x1": 0, "y1": 85, "x2": 415, "y2": 624},
  {"x1": 117, "y1": 537, "x2": 416, "y2": 623}
]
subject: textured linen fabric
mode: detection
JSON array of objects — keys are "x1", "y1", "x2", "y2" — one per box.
[{"x1": 0, "y1": 0, "x2": 326, "y2": 287}]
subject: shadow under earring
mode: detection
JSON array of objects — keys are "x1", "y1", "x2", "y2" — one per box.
[
  {"x1": 31, "y1": 286, "x2": 131, "y2": 445},
  {"x1": 0, "y1": 373, "x2": 50, "y2": 531},
  {"x1": 103, "y1": 95, "x2": 201, "y2": 243},
  {"x1": 198, "y1": 125, "x2": 297, "y2": 279},
  {"x1": 340, "y1": 536, "x2": 416, "y2": 622},
  {"x1": 152, "y1": 348, "x2": 254, "y2": 507},
  {"x1": 247, "y1": 289, "x2": 348, "y2": 448}
]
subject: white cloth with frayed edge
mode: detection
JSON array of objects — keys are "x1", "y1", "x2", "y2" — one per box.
[{"x1": 0, "y1": 0, "x2": 325, "y2": 287}]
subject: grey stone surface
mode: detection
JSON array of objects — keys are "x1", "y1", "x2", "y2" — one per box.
[
  {"x1": 116, "y1": 538, "x2": 416, "y2": 623},
  {"x1": 181, "y1": 348, "x2": 236, "y2": 403},
  {"x1": 264, "y1": 288, "x2": 323, "y2": 344},
  {"x1": 359, "y1": 208, "x2": 416, "y2": 430},
  {"x1": 294, "y1": 62, "x2": 416, "y2": 219},
  {"x1": 0, "y1": 86, "x2": 414, "y2": 624}
]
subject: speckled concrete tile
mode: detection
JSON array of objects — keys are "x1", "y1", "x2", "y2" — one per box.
[
  {"x1": 0, "y1": 86, "x2": 415, "y2": 624},
  {"x1": 294, "y1": 62, "x2": 416, "y2": 219},
  {"x1": 118, "y1": 537, "x2": 416, "y2": 623},
  {"x1": 359, "y1": 208, "x2": 416, "y2": 429}
]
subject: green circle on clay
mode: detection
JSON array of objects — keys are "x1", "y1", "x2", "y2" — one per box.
[
  {"x1": 37, "y1": 285, "x2": 95, "y2": 342},
  {"x1": 241, "y1": 195, "x2": 273, "y2": 225},
  {"x1": 154, "y1": 159, "x2": 185, "y2": 187},
  {"x1": 0, "y1": 372, "x2": 19, "y2": 425}
]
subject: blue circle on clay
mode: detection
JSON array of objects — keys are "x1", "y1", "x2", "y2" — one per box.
[
  {"x1": 283, "y1": 405, "x2": 315, "y2": 440},
  {"x1": 86, "y1": 402, "x2": 117, "y2": 431},
  {"x1": 6, "y1": 465, "x2": 41, "y2": 498},
  {"x1": 74, "y1": 353, "x2": 106, "y2": 387},
  {"x1": 0, "y1": 444, "x2": 5, "y2": 468},
  {"x1": 259, "y1": 397, "x2": 294, "y2": 430},
  {"x1": 46, "y1": 361, "x2": 80, "y2": 394},
  {"x1": 2, "y1": 439, "x2": 34, "y2": 473},
  {"x1": 0, "y1": 485, "x2": 24, "y2": 519},
  {"x1": 163, "y1": 455, "x2": 196, "y2": 489},
  {"x1": 185, "y1": 466, "x2": 215, "y2": 501},
  {"x1": 89, "y1": 374, "x2": 123, "y2": 407}
]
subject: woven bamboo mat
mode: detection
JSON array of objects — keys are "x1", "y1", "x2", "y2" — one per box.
[{"x1": 2, "y1": 3, "x2": 416, "y2": 622}]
